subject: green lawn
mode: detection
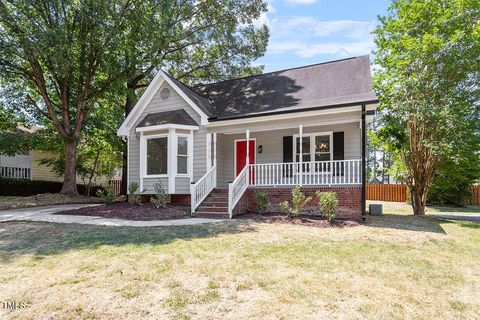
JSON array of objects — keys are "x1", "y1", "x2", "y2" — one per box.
[{"x1": 1, "y1": 202, "x2": 479, "y2": 319}]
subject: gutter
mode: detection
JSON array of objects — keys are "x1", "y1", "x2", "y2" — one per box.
[{"x1": 208, "y1": 99, "x2": 379, "y2": 122}]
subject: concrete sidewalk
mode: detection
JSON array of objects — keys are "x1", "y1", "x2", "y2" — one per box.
[
  {"x1": 0, "y1": 204, "x2": 224, "y2": 227},
  {"x1": 433, "y1": 214, "x2": 480, "y2": 223}
]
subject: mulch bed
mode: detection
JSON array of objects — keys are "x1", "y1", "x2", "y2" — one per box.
[
  {"x1": 54, "y1": 202, "x2": 190, "y2": 221},
  {"x1": 236, "y1": 212, "x2": 360, "y2": 228}
]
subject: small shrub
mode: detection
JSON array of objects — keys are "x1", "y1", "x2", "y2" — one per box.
[
  {"x1": 128, "y1": 182, "x2": 140, "y2": 204},
  {"x1": 96, "y1": 185, "x2": 116, "y2": 204},
  {"x1": 254, "y1": 190, "x2": 269, "y2": 214},
  {"x1": 280, "y1": 186, "x2": 312, "y2": 218},
  {"x1": 316, "y1": 191, "x2": 338, "y2": 223},
  {"x1": 151, "y1": 182, "x2": 168, "y2": 209}
]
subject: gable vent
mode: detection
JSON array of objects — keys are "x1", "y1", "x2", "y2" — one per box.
[{"x1": 160, "y1": 87, "x2": 170, "y2": 100}]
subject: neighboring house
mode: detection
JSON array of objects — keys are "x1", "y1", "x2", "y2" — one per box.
[
  {"x1": 0, "y1": 126, "x2": 63, "y2": 182},
  {"x1": 117, "y1": 56, "x2": 378, "y2": 219}
]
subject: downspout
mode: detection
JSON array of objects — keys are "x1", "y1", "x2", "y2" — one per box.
[{"x1": 361, "y1": 104, "x2": 367, "y2": 220}]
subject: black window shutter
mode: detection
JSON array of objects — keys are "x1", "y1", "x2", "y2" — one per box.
[
  {"x1": 333, "y1": 132, "x2": 344, "y2": 160},
  {"x1": 333, "y1": 132, "x2": 344, "y2": 176},
  {"x1": 283, "y1": 136, "x2": 293, "y2": 162},
  {"x1": 283, "y1": 136, "x2": 293, "y2": 177}
]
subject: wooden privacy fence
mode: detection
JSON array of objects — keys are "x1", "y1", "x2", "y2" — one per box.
[
  {"x1": 468, "y1": 185, "x2": 480, "y2": 205},
  {"x1": 367, "y1": 184, "x2": 407, "y2": 202},
  {"x1": 109, "y1": 179, "x2": 122, "y2": 195},
  {"x1": 367, "y1": 184, "x2": 480, "y2": 205}
]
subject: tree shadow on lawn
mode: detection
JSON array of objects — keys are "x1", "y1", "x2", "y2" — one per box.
[
  {"x1": 366, "y1": 214, "x2": 448, "y2": 234},
  {"x1": 0, "y1": 220, "x2": 256, "y2": 262}
]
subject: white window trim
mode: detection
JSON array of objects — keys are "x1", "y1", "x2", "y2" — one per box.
[
  {"x1": 175, "y1": 133, "x2": 192, "y2": 177},
  {"x1": 141, "y1": 133, "x2": 169, "y2": 179},
  {"x1": 293, "y1": 131, "x2": 333, "y2": 163},
  {"x1": 139, "y1": 128, "x2": 194, "y2": 194}
]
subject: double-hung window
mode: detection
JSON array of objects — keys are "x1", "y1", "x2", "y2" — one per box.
[
  {"x1": 177, "y1": 136, "x2": 189, "y2": 175},
  {"x1": 293, "y1": 132, "x2": 332, "y2": 172}
]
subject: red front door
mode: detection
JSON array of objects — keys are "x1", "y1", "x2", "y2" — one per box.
[{"x1": 235, "y1": 140, "x2": 255, "y2": 176}]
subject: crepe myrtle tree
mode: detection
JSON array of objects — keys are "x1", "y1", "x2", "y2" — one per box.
[
  {"x1": 373, "y1": 0, "x2": 480, "y2": 215},
  {"x1": 0, "y1": 0, "x2": 269, "y2": 196}
]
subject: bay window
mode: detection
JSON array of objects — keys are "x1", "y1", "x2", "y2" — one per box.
[{"x1": 141, "y1": 131, "x2": 193, "y2": 178}]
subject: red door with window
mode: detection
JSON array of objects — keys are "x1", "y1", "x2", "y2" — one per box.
[{"x1": 235, "y1": 140, "x2": 255, "y2": 177}]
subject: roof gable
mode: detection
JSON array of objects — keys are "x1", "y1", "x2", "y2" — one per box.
[{"x1": 117, "y1": 70, "x2": 209, "y2": 136}]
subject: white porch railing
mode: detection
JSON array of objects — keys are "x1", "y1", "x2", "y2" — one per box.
[
  {"x1": 228, "y1": 164, "x2": 249, "y2": 218},
  {"x1": 190, "y1": 165, "x2": 216, "y2": 213},
  {"x1": 249, "y1": 159, "x2": 362, "y2": 186},
  {"x1": 0, "y1": 166, "x2": 31, "y2": 180}
]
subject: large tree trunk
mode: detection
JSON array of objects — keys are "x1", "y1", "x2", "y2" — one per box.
[
  {"x1": 60, "y1": 139, "x2": 79, "y2": 196},
  {"x1": 404, "y1": 114, "x2": 438, "y2": 216},
  {"x1": 411, "y1": 186, "x2": 427, "y2": 216}
]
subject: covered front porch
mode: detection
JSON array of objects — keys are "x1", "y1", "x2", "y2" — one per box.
[{"x1": 191, "y1": 105, "x2": 371, "y2": 218}]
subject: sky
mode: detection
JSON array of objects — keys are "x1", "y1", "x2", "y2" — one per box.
[{"x1": 255, "y1": 0, "x2": 390, "y2": 72}]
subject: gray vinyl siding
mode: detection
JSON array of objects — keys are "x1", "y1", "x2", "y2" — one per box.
[
  {"x1": 128, "y1": 82, "x2": 207, "y2": 194},
  {"x1": 143, "y1": 177, "x2": 168, "y2": 192},
  {"x1": 128, "y1": 136, "x2": 140, "y2": 187},
  {"x1": 214, "y1": 122, "x2": 361, "y2": 188},
  {"x1": 175, "y1": 177, "x2": 191, "y2": 193},
  {"x1": 193, "y1": 127, "x2": 207, "y2": 181}
]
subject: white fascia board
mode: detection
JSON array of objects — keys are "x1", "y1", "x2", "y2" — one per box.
[
  {"x1": 117, "y1": 72, "x2": 165, "y2": 137},
  {"x1": 204, "y1": 105, "x2": 362, "y2": 128},
  {"x1": 136, "y1": 124, "x2": 199, "y2": 133}
]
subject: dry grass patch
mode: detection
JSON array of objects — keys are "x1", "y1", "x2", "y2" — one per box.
[{"x1": 0, "y1": 202, "x2": 479, "y2": 319}]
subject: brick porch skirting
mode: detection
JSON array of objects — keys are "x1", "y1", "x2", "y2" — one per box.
[{"x1": 233, "y1": 186, "x2": 362, "y2": 219}]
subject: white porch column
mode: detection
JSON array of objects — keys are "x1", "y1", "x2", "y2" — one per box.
[
  {"x1": 299, "y1": 124, "x2": 303, "y2": 186},
  {"x1": 246, "y1": 129, "x2": 250, "y2": 183},
  {"x1": 213, "y1": 132, "x2": 217, "y2": 187},
  {"x1": 246, "y1": 129, "x2": 250, "y2": 164}
]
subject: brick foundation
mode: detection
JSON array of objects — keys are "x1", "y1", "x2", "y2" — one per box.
[
  {"x1": 232, "y1": 189, "x2": 251, "y2": 215},
  {"x1": 237, "y1": 186, "x2": 362, "y2": 219}
]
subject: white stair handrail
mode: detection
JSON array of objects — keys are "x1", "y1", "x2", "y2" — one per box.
[
  {"x1": 191, "y1": 165, "x2": 216, "y2": 213},
  {"x1": 228, "y1": 165, "x2": 250, "y2": 219}
]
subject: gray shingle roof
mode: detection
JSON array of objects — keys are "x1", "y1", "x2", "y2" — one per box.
[
  {"x1": 162, "y1": 72, "x2": 215, "y2": 117},
  {"x1": 193, "y1": 55, "x2": 377, "y2": 120},
  {"x1": 136, "y1": 109, "x2": 198, "y2": 128}
]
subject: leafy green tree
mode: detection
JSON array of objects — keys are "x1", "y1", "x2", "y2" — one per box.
[
  {"x1": 0, "y1": 0, "x2": 268, "y2": 196},
  {"x1": 428, "y1": 136, "x2": 480, "y2": 206},
  {"x1": 373, "y1": 0, "x2": 480, "y2": 215},
  {"x1": 117, "y1": 0, "x2": 268, "y2": 194}
]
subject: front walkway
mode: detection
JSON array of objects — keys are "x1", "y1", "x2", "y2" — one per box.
[{"x1": 0, "y1": 204, "x2": 224, "y2": 227}]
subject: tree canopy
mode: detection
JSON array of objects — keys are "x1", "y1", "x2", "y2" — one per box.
[
  {"x1": 373, "y1": 0, "x2": 480, "y2": 214},
  {"x1": 0, "y1": 0, "x2": 269, "y2": 195}
]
